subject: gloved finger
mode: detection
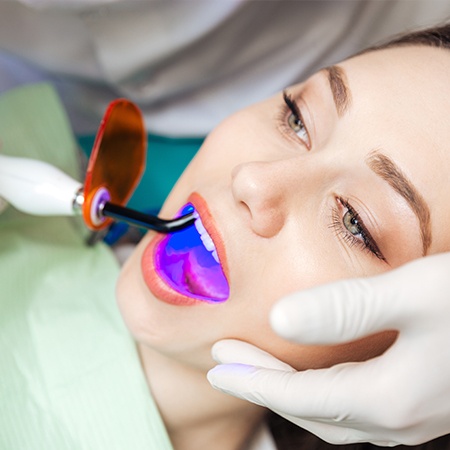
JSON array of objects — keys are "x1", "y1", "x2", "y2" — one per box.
[
  {"x1": 207, "y1": 363, "x2": 291, "y2": 406},
  {"x1": 211, "y1": 339, "x2": 295, "y2": 371},
  {"x1": 208, "y1": 358, "x2": 374, "y2": 420},
  {"x1": 208, "y1": 360, "x2": 401, "y2": 446},
  {"x1": 208, "y1": 339, "x2": 388, "y2": 422},
  {"x1": 269, "y1": 256, "x2": 436, "y2": 345}
]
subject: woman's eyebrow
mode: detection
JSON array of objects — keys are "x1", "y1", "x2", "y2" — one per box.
[
  {"x1": 322, "y1": 65, "x2": 352, "y2": 116},
  {"x1": 366, "y1": 151, "x2": 432, "y2": 255}
]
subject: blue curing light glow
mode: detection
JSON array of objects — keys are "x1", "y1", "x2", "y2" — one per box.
[{"x1": 155, "y1": 203, "x2": 229, "y2": 302}]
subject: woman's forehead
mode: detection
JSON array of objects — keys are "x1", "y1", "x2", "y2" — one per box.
[
  {"x1": 339, "y1": 46, "x2": 450, "y2": 151},
  {"x1": 343, "y1": 45, "x2": 450, "y2": 98}
]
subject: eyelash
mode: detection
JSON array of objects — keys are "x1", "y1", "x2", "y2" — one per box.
[
  {"x1": 278, "y1": 90, "x2": 311, "y2": 148},
  {"x1": 330, "y1": 197, "x2": 386, "y2": 262}
]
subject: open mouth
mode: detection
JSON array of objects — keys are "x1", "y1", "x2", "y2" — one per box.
[{"x1": 153, "y1": 203, "x2": 229, "y2": 303}]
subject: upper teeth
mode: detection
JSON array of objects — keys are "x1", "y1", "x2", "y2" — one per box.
[{"x1": 194, "y1": 212, "x2": 219, "y2": 263}]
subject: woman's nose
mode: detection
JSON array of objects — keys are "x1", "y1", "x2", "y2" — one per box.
[{"x1": 231, "y1": 160, "x2": 290, "y2": 238}]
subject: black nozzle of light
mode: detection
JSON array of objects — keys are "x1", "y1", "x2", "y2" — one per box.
[{"x1": 100, "y1": 202, "x2": 196, "y2": 233}]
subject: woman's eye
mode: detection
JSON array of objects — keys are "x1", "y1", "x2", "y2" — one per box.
[
  {"x1": 288, "y1": 112, "x2": 309, "y2": 143},
  {"x1": 281, "y1": 90, "x2": 311, "y2": 148},
  {"x1": 330, "y1": 197, "x2": 386, "y2": 262},
  {"x1": 343, "y1": 209, "x2": 361, "y2": 236}
]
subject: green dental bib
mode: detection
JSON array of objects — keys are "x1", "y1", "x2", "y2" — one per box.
[{"x1": 0, "y1": 84, "x2": 173, "y2": 450}]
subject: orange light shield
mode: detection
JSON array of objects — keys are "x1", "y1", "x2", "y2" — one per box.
[{"x1": 82, "y1": 99, "x2": 146, "y2": 230}]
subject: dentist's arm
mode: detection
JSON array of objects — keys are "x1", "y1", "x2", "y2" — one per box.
[{"x1": 207, "y1": 252, "x2": 450, "y2": 446}]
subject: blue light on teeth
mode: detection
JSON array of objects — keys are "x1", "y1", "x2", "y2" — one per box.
[{"x1": 154, "y1": 203, "x2": 229, "y2": 302}]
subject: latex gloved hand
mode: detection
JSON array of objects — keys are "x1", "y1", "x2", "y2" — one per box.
[{"x1": 207, "y1": 252, "x2": 450, "y2": 447}]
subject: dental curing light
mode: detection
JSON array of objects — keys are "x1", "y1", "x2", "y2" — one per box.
[{"x1": 0, "y1": 99, "x2": 195, "y2": 233}]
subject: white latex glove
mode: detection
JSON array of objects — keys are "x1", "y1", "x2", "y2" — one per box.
[{"x1": 207, "y1": 252, "x2": 450, "y2": 447}]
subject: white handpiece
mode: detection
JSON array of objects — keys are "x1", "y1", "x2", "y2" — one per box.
[{"x1": 0, "y1": 154, "x2": 82, "y2": 216}]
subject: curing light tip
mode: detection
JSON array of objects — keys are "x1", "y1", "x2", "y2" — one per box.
[{"x1": 99, "y1": 202, "x2": 196, "y2": 233}]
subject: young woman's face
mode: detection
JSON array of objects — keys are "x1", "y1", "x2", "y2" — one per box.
[{"x1": 117, "y1": 45, "x2": 450, "y2": 372}]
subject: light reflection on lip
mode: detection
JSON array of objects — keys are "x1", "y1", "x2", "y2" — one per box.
[{"x1": 141, "y1": 193, "x2": 229, "y2": 306}]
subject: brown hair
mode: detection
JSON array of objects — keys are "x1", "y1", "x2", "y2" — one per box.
[
  {"x1": 268, "y1": 412, "x2": 450, "y2": 450},
  {"x1": 269, "y1": 22, "x2": 450, "y2": 450},
  {"x1": 361, "y1": 21, "x2": 450, "y2": 53}
]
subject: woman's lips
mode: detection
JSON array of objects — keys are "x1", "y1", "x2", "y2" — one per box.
[{"x1": 141, "y1": 193, "x2": 230, "y2": 306}]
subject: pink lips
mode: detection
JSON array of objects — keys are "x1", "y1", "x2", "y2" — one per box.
[{"x1": 141, "y1": 193, "x2": 229, "y2": 306}]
